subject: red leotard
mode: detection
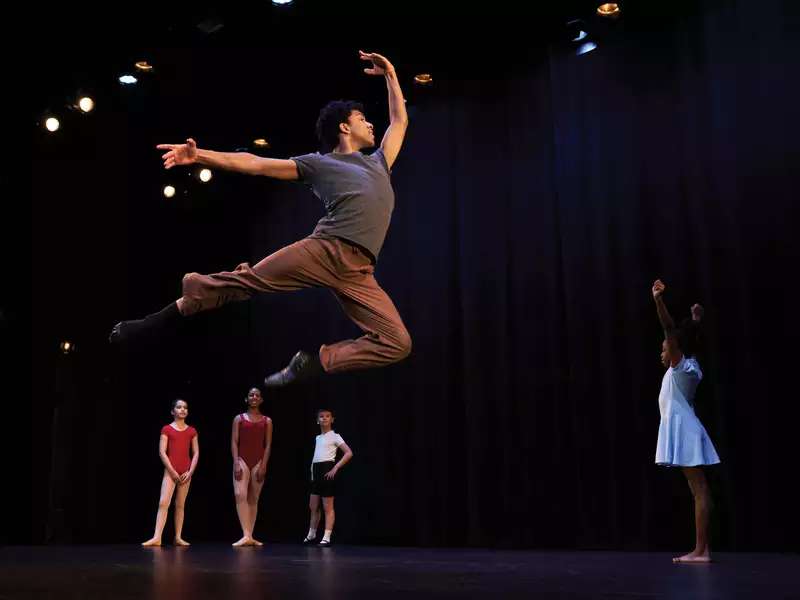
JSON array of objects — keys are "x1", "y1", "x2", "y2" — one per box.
[
  {"x1": 161, "y1": 424, "x2": 197, "y2": 474},
  {"x1": 238, "y1": 414, "x2": 267, "y2": 469}
]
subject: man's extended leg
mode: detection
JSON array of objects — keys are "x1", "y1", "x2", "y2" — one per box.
[
  {"x1": 264, "y1": 239, "x2": 411, "y2": 385},
  {"x1": 110, "y1": 239, "x2": 335, "y2": 344}
]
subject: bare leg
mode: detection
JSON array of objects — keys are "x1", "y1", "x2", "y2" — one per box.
[
  {"x1": 673, "y1": 467, "x2": 713, "y2": 563},
  {"x1": 173, "y1": 478, "x2": 192, "y2": 545},
  {"x1": 233, "y1": 459, "x2": 253, "y2": 547},
  {"x1": 322, "y1": 497, "x2": 335, "y2": 540},
  {"x1": 247, "y1": 463, "x2": 266, "y2": 546},
  {"x1": 306, "y1": 494, "x2": 321, "y2": 540},
  {"x1": 143, "y1": 471, "x2": 176, "y2": 546}
]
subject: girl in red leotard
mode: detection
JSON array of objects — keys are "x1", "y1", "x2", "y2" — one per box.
[
  {"x1": 231, "y1": 387, "x2": 273, "y2": 547},
  {"x1": 142, "y1": 399, "x2": 199, "y2": 547}
]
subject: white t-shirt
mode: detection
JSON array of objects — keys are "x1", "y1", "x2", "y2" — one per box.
[{"x1": 312, "y1": 431, "x2": 345, "y2": 464}]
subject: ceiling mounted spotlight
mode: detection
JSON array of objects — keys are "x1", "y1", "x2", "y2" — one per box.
[
  {"x1": 44, "y1": 116, "x2": 61, "y2": 132},
  {"x1": 78, "y1": 96, "x2": 95, "y2": 113},
  {"x1": 597, "y1": 3, "x2": 621, "y2": 18}
]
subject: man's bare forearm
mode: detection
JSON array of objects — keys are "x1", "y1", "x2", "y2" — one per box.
[
  {"x1": 385, "y1": 70, "x2": 408, "y2": 125},
  {"x1": 196, "y1": 149, "x2": 298, "y2": 179},
  {"x1": 196, "y1": 149, "x2": 263, "y2": 174}
]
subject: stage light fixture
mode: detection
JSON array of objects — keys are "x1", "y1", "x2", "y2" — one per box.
[
  {"x1": 253, "y1": 138, "x2": 270, "y2": 148},
  {"x1": 163, "y1": 185, "x2": 176, "y2": 198},
  {"x1": 566, "y1": 19, "x2": 590, "y2": 45},
  {"x1": 78, "y1": 96, "x2": 95, "y2": 113},
  {"x1": 199, "y1": 169, "x2": 213, "y2": 183},
  {"x1": 135, "y1": 61, "x2": 154, "y2": 72},
  {"x1": 45, "y1": 117, "x2": 60, "y2": 132},
  {"x1": 414, "y1": 73, "x2": 433, "y2": 86},
  {"x1": 577, "y1": 42, "x2": 598, "y2": 55},
  {"x1": 119, "y1": 74, "x2": 138, "y2": 85},
  {"x1": 597, "y1": 3, "x2": 621, "y2": 17},
  {"x1": 60, "y1": 341, "x2": 75, "y2": 354}
]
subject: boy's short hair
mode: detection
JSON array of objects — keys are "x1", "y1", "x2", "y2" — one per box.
[{"x1": 316, "y1": 408, "x2": 335, "y2": 418}]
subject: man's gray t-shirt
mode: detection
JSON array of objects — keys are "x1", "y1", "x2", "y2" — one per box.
[{"x1": 290, "y1": 148, "x2": 395, "y2": 261}]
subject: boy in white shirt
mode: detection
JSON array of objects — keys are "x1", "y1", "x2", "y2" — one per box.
[{"x1": 303, "y1": 408, "x2": 354, "y2": 547}]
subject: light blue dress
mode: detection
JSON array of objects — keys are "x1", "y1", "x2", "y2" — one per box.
[{"x1": 655, "y1": 356, "x2": 720, "y2": 467}]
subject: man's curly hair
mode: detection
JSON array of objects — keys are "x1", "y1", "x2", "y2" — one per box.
[{"x1": 316, "y1": 100, "x2": 364, "y2": 153}]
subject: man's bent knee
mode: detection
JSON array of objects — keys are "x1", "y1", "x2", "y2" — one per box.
[{"x1": 391, "y1": 329, "x2": 412, "y2": 362}]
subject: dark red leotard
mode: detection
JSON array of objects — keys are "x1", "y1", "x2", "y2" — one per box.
[{"x1": 238, "y1": 414, "x2": 267, "y2": 469}]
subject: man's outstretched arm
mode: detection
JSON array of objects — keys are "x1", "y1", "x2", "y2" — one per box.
[
  {"x1": 158, "y1": 138, "x2": 299, "y2": 180},
  {"x1": 360, "y1": 51, "x2": 408, "y2": 170}
]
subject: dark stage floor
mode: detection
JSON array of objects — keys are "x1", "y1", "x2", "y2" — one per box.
[{"x1": 1, "y1": 544, "x2": 798, "y2": 599}]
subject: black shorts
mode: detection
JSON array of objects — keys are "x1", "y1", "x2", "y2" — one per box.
[{"x1": 310, "y1": 461, "x2": 337, "y2": 498}]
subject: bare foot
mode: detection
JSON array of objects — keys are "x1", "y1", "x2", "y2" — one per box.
[
  {"x1": 232, "y1": 536, "x2": 252, "y2": 547},
  {"x1": 673, "y1": 551, "x2": 712, "y2": 564},
  {"x1": 142, "y1": 538, "x2": 162, "y2": 547},
  {"x1": 174, "y1": 538, "x2": 191, "y2": 547},
  {"x1": 250, "y1": 538, "x2": 264, "y2": 546}
]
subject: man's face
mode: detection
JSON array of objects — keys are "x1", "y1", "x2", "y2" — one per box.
[{"x1": 345, "y1": 111, "x2": 375, "y2": 148}]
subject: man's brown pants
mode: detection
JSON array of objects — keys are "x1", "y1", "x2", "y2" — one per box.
[{"x1": 179, "y1": 237, "x2": 411, "y2": 373}]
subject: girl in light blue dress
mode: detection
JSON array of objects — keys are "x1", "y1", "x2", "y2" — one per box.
[{"x1": 652, "y1": 280, "x2": 720, "y2": 563}]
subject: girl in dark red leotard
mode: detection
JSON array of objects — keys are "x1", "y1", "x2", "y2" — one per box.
[
  {"x1": 231, "y1": 387, "x2": 273, "y2": 547},
  {"x1": 142, "y1": 399, "x2": 199, "y2": 547}
]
